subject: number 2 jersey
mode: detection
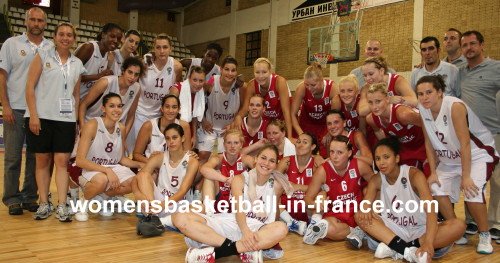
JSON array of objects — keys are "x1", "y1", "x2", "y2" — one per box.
[
  {"x1": 84, "y1": 117, "x2": 122, "y2": 171},
  {"x1": 254, "y1": 74, "x2": 291, "y2": 121}
]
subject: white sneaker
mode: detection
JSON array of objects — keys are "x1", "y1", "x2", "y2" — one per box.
[
  {"x1": 455, "y1": 234, "x2": 468, "y2": 245},
  {"x1": 346, "y1": 226, "x2": 366, "y2": 249},
  {"x1": 74, "y1": 198, "x2": 89, "y2": 222},
  {"x1": 96, "y1": 195, "x2": 114, "y2": 217},
  {"x1": 374, "y1": 243, "x2": 403, "y2": 259},
  {"x1": 404, "y1": 246, "x2": 427, "y2": 263},
  {"x1": 303, "y1": 219, "x2": 328, "y2": 245},
  {"x1": 288, "y1": 219, "x2": 307, "y2": 236},
  {"x1": 240, "y1": 250, "x2": 263, "y2": 263},
  {"x1": 477, "y1": 232, "x2": 493, "y2": 254},
  {"x1": 185, "y1": 247, "x2": 215, "y2": 263}
]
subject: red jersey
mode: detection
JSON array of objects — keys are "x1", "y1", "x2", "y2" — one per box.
[
  {"x1": 281, "y1": 155, "x2": 314, "y2": 221},
  {"x1": 241, "y1": 117, "x2": 268, "y2": 147},
  {"x1": 340, "y1": 93, "x2": 361, "y2": 131},
  {"x1": 322, "y1": 159, "x2": 363, "y2": 227},
  {"x1": 215, "y1": 153, "x2": 246, "y2": 213},
  {"x1": 386, "y1": 73, "x2": 399, "y2": 97},
  {"x1": 370, "y1": 104, "x2": 427, "y2": 164},
  {"x1": 319, "y1": 130, "x2": 359, "y2": 159},
  {"x1": 255, "y1": 74, "x2": 290, "y2": 121}
]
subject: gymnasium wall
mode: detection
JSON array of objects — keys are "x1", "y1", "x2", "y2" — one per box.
[
  {"x1": 184, "y1": 0, "x2": 230, "y2": 26},
  {"x1": 423, "y1": 0, "x2": 500, "y2": 61},
  {"x1": 238, "y1": 0, "x2": 270, "y2": 11},
  {"x1": 235, "y1": 29, "x2": 269, "y2": 80}
]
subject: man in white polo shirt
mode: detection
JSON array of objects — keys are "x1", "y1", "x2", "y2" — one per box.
[
  {"x1": 411, "y1": 36, "x2": 460, "y2": 97},
  {"x1": 0, "y1": 7, "x2": 53, "y2": 215}
]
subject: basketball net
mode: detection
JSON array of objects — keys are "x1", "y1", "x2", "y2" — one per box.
[{"x1": 313, "y1": 53, "x2": 333, "y2": 68}]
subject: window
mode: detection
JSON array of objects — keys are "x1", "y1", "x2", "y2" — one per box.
[{"x1": 245, "y1": 31, "x2": 261, "y2": 66}]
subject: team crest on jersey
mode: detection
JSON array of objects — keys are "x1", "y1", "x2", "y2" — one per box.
[
  {"x1": 20, "y1": 50, "x2": 26, "y2": 56},
  {"x1": 257, "y1": 131, "x2": 264, "y2": 139},
  {"x1": 129, "y1": 90, "x2": 135, "y2": 99},
  {"x1": 443, "y1": 115, "x2": 448, "y2": 126},
  {"x1": 350, "y1": 110, "x2": 358, "y2": 118},
  {"x1": 45, "y1": 62, "x2": 51, "y2": 68},
  {"x1": 401, "y1": 177, "x2": 408, "y2": 189},
  {"x1": 167, "y1": 67, "x2": 172, "y2": 75},
  {"x1": 349, "y1": 169, "x2": 357, "y2": 179},
  {"x1": 182, "y1": 160, "x2": 188, "y2": 167},
  {"x1": 268, "y1": 177, "x2": 275, "y2": 187},
  {"x1": 321, "y1": 183, "x2": 330, "y2": 192},
  {"x1": 393, "y1": 123, "x2": 403, "y2": 131},
  {"x1": 388, "y1": 131, "x2": 396, "y2": 136},
  {"x1": 306, "y1": 168, "x2": 313, "y2": 177},
  {"x1": 116, "y1": 127, "x2": 121, "y2": 136},
  {"x1": 268, "y1": 90, "x2": 275, "y2": 98},
  {"x1": 387, "y1": 91, "x2": 394, "y2": 97},
  {"x1": 324, "y1": 97, "x2": 330, "y2": 105},
  {"x1": 237, "y1": 162, "x2": 244, "y2": 171}
]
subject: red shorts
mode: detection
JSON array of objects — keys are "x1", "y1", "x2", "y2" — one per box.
[
  {"x1": 323, "y1": 210, "x2": 356, "y2": 227},
  {"x1": 280, "y1": 195, "x2": 308, "y2": 222}
]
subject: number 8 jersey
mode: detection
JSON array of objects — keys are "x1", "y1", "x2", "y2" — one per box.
[{"x1": 84, "y1": 117, "x2": 122, "y2": 170}]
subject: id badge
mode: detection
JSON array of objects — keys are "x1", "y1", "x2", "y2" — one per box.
[{"x1": 59, "y1": 98, "x2": 73, "y2": 116}]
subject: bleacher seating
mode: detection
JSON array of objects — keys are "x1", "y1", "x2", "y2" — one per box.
[{"x1": 5, "y1": 6, "x2": 195, "y2": 60}]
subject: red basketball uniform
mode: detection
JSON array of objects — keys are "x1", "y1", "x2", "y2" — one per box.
[
  {"x1": 255, "y1": 74, "x2": 290, "y2": 121},
  {"x1": 386, "y1": 73, "x2": 399, "y2": 97},
  {"x1": 280, "y1": 155, "x2": 314, "y2": 222},
  {"x1": 371, "y1": 104, "x2": 427, "y2": 173},
  {"x1": 241, "y1": 117, "x2": 268, "y2": 147},
  {"x1": 215, "y1": 153, "x2": 246, "y2": 213},
  {"x1": 319, "y1": 130, "x2": 359, "y2": 159},
  {"x1": 340, "y1": 93, "x2": 361, "y2": 131},
  {"x1": 322, "y1": 159, "x2": 363, "y2": 227}
]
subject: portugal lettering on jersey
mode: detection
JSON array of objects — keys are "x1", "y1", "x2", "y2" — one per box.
[
  {"x1": 85, "y1": 118, "x2": 122, "y2": 169},
  {"x1": 340, "y1": 93, "x2": 361, "y2": 131}
]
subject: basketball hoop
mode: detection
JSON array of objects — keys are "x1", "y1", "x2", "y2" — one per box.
[{"x1": 313, "y1": 52, "x2": 334, "y2": 68}]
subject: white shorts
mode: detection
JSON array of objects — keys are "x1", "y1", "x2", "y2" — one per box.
[
  {"x1": 381, "y1": 216, "x2": 426, "y2": 242},
  {"x1": 431, "y1": 162, "x2": 489, "y2": 203},
  {"x1": 80, "y1": 165, "x2": 136, "y2": 190},
  {"x1": 196, "y1": 127, "x2": 224, "y2": 153},
  {"x1": 127, "y1": 112, "x2": 158, "y2": 155},
  {"x1": 184, "y1": 212, "x2": 265, "y2": 248}
]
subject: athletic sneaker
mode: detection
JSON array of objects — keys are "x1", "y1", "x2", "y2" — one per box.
[
  {"x1": 466, "y1": 223, "x2": 478, "y2": 235},
  {"x1": 346, "y1": 226, "x2": 366, "y2": 249},
  {"x1": 477, "y1": 231, "x2": 493, "y2": 254},
  {"x1": 403, "y1": 246, "x2": 427, "y2": 263},
  {"x1": 33, "y1": 202, "x2": 52, "y2": 220},
  {"x1": 433, "y1": 244, "x2": 453, "y2": 259},
  {"x1": 489, "y1": 228, "x2": 500, "y2": 240},
  {"x1": 56, "y1": 204, "x2": 72, "y2": 222},
  {"x1": 240, "y1": 250, "x2": 263, "y2": 263},
  {"x1": 66, "y1": 192, "x2": 78, "y2": 215},
  {"x1": 455, "y1": 234, "x2": 468, "y2": 245},
  {"x1": 74, "y1": 198, "x2": 89, "y2": 222},
  {"x1": 185, "y1": 247, "x2": 215, "y2": 263},
  {"x1": 288, "y1": 219, "x2": 307, "y2": 235},
  {"x1": 374, "y1": 242, "x2": 403, "y2": 259},
  {"x1": 48, "y1": 193, "x2": 56, "y2": 212},
  {"x1": 303, "y1": 219, "x2": 328, "y2": 245},
  {"x1": 98, "y1": 196, "x2": 114, "y2": 217},
  {"x1": 262, "y1": 243, "x2": 283, "y2": 259},
  {"x1": 136, "y1": 214, "x2": 165, "y2": 237}
]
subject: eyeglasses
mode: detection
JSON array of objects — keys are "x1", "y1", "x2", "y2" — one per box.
[{"x1": 420, "y1": 46, "x2": 436, "y2": 52}]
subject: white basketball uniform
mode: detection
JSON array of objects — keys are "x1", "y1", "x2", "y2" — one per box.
[
  {"x1": 197, "y1": 75, "x2": 240, "y2": 153},
  {"x1": 80, "y1": 117, "x2": 135, "y2": 187},
  {"x1": 77, "y1": 41, "x2": 109, "y2": 98},
  {"x1": 380, "y1": 165, "x2": 427, "y2": 242},
  {"x1": 184, "y1": 58, "x2": 220, "y2": 81},
  {"x1": 111, "y1": 49, "x2": 133, "y2": 76},
  {"x1": 85, "y1": 75, "x2": 140, "y2": 123},
  {"x1": 129, "y1": 57, "x2": 176, "y2": 153},
  {"x1": 154, "y1": 151, "x2": 190, "y2": 199},
  {"x1": 144, "y1": 118, "x2": 179, "y2": 158},
  {"x1": 419, "y1": 96, "x2": 499, "y2": 202},
  {"x1": 185, "y1": 169, "x2": 278, "y2": 248}
]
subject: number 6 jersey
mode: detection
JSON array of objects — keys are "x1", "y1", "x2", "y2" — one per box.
[{"x1": 84, "y1": 117, "x2": 122, "y2": 170}]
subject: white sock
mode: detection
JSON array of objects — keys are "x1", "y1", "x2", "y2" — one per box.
[
  {"x1": 311, "y1": 214, "x2": 322, "y2": 224},
  {"x1": 69, "y1": 188, "x2": 79, "y2": 198},
  {"x1": 280, "y1": 210, "x2": 293, "y2": 225},
  {"x1": 160, "y1": 215, "x2": 174, "y2": 228}
]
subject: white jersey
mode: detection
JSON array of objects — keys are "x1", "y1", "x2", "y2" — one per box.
[
  {"x1": 84, "y1": 117, "x2": 123, "y2": 171},
  {"x1": 157, "y1": 151, "x2": 190, "y2": 198},
  {"x1": 77, "y1": 41, "x2": 109, "y2": 98},
  {"x1": 144, "y1": 118, "x2": 179, "y2": 157},
  {"x1": 419, "y1": 96, "x2": 498, "y2": 166},
  {"x1": 205, "y1": 75, "x2": 240, "y2": 130},
  {"x1": 137, "y1": 57, "x2": 176, "y2": 118},
  {"x1": 110, "y1": 49, "x2": 133, "y2": 76},
  {"x1": 185, "y1": 58, "x2": 220, "y2": 81},
  {"x1": 85, "y1": 75, "x2": 140, "y2": 122},
  {"x1": 235, "y1": 170, "x2": 277, "y2": 224},
  {"x1": 380, "y1": 165, "x2": 426, "y2": 241}
]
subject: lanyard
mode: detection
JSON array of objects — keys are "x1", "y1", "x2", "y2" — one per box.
[{"x1": 54, "y1": 50, "x2": 71, "y2": 97}]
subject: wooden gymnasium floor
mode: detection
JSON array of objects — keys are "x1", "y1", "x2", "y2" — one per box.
[{"x1": 0, "y1": 152, "x2": 499, "y2": 263}]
